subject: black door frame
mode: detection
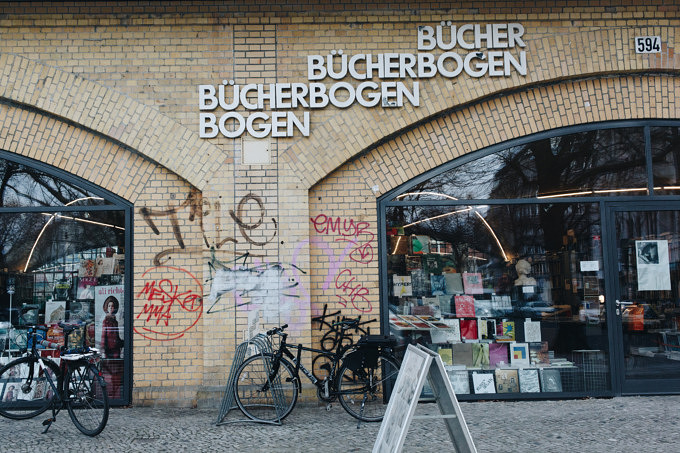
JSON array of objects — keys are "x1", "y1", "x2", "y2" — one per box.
[{"x1": 602, "y1": 201, "x2": 680, "y2": 395}]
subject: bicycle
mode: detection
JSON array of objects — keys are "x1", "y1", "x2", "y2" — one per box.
[
  {"x1": 0, "y1": 322, "x2": 109, "y2": 436},
  {"x1": 233, "y1": 321, "x2": 400, "y2": 424}
]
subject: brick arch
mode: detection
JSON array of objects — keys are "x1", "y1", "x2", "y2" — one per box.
[
  {"x1": 283, "y1": 27, "x2": 679, "y2": 189},
  {"x1": 0, "y1": 53, "x2": 221, "y2": 196},
  {"x1": 360, "y1": 74, "x2": 680, "y2": 196}
]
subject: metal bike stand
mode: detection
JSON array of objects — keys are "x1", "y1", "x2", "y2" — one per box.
[{"x1": 216, "y1": 333, "x2": 287, "y2": 426}]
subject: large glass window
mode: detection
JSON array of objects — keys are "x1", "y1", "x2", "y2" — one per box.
[
  {"x1": 0, "y1": 154, "x2": 130, "y2": 404},
  {"x1": 381, "y1": 124, "x2": 671, "y2": 399}
]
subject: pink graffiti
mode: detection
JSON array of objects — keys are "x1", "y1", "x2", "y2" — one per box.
[{"x1": 134, "y1": 266, "x2": 203, "y2": 341}]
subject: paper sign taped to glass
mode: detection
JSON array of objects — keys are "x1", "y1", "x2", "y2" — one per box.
[{"x1": 635, "y1": 240, "x2": 671, "y2": 291}]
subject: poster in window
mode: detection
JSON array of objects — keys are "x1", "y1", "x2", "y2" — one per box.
[
  {"x1": 392, "y1": 275, "x2": 412, "y2": 297},
  {"x1": 95, "y1": 285, "x2": 125, "y2": 359},
  {"x1": 636, "y1": 240, "x2": 671, "y2": 291},
  {"x1": 462, "y1": 272, "x2": 483, "y2": 294}
]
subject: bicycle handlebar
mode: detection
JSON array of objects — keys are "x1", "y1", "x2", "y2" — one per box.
[{"x1": 266, "y1": 324, "x2": 288, "y2": 336}]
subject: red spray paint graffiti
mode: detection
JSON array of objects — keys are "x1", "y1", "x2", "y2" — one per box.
[
  {"x1": 310, "y1": 214, "x2": 375, "y2": 313},
  {"x1": 134, "y1": 265, "x2": 203, "y2": 341}
]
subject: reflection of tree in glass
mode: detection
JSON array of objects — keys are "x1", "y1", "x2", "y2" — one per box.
[{"x1": 0, "y1": 160, "x2": 121, "y2": 271}]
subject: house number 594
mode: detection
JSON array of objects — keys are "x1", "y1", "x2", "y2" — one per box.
[{"x1": 635, "y1": 36, "x2": 661, "y2": 53}]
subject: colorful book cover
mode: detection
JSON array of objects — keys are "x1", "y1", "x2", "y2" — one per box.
[
  {"x1": 496, "y1": 320, "x2": 515, "y2": 342},
  {"x1": 529, "y1": 341, "x2": 550, "y2": 365},
  {"x1": 462, "y1": 272, "x2": 483, "y2": 294},
  {"x1": 454, "y1": 295, "x2": 476, "y2": 318},
  {"x1": 76, "y1": 276, "x2": 97, "y2": 300},
  {"x1": 495, "y1": 368, "x2": 520, "y2": 393},
  {"x1": 510, "y1": 342, "x2": 530, "y2": 366},
  {"x1": 460, "y1": 319, "x2": 478, "y2": 340},
  {"x1": 489, "y1": 342, "x2": 509, "y2": 368}
]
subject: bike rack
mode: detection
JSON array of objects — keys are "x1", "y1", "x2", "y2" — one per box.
[{"x1": 215, "y1": 333, "x2": 288, "y2": 426}]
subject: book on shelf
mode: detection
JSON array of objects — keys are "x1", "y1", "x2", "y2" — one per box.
[
  {"x1": 472, "y1": 372, "x2": 496, "y2": 394},
  {"x1": 529, "y1": 341, "x2": 550, "y2": 366},
  {"x1": 510, "y1": 342, "x2": 531, "y2": 367},
  {"x1": 451, "y1": 343, "x2": 474, "y2": 367},
  {"x1": 495, "y1": 320, "x2": 515, "y2": 342},
  {"x1": 494, "y1": 368, "x2": 520, "y2": 393},
  {"x1": 472, "y1": 343, "x2": 490, "y2": 368},
  {"x1": 393, "y1": 275, "x2": 412, "y2": 297},
  {"x1": 447, "y1": 369, "x2": 470, "y2": 394},
  {"x1": 519, "y1": 368, "x2": 541, "y2": 393},
  {"x1": 489, "y1": 343, "x2": 509, "y2": 368},
  {"x1": 540, "y1": 368, "x2": 563, "y2": 392},
  {"x1": 444, "y1": 272, "x2": 464, "y2": 295},
  {"x1": 460, "y1": 319, "x2": 478, "y2": 341},
  {"x1": 462, "y1": 272, "x2": 484, "y2": 294},
  {"x1": 454, "y1": 295, "x2": 476, "y2": 317}
]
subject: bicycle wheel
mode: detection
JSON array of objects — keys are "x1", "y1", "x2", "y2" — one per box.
[
  {"x1": 65, "y1": 363, "x2": 109, "y2": 436},
  {"x1": 0, "y1": 356, "x2": 60, "y2": 420},
  {"x1": 337, "y1": 353, "x2": 400, "y2": 422},
  {"x1": 234, "y1": 353, "x2": 298, "y2": 423}
]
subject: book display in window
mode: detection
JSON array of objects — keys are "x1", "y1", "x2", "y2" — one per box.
[
  {"x1": 454, "y1": 295, "x2": 476, "y2": 317},
  {"x1": 460, "y1": 319, "x2": 478, "y2": 341},
  {"x1": 519, "y1": 368, "x2": 541, "y2": 393},
  {"x1": 472, "y1": 372, "x2": 496, "y2": 394},
  {"x1": 448, "y1": 369, "x2": 471, "y2": 395},
  {"x1": 444, "y1": 273, "x2": 464, "y2": 295},
  {"x1": 489, "y1": 343, "x2": 509, "y2": 368},
  {"x1": 540, "y1": 368, "x2": 563, "y2": 392},
  {"x1": 462, "y1": 272, "x2": 483, "y2": 294},
  {"x1": 451, "y1": 343, "x2": 474, "y2": 368},
  {"x1": 393, "y1": 275, "x2": 412, "y2": 297},
  {"x1": 472, "y1": 343, "x2": 490, "y2": 368},
  {"x1": 524, "y1": 319, "x2": 542, "y2": 343},
  {"x1": 495, "y1": 368, "x2": 520, "y2": 393},
  {"x1": 510, "y1": 343, "x2": 530, "y2": 367}
]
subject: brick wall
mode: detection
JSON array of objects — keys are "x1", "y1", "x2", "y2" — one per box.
[{"x1": 0, "y1": 1, "x2": 677, "y2": 406}]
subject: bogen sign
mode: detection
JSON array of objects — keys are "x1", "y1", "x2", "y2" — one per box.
[{"x1": 199, "y1": 22, "x2": 527, "y2": 139}]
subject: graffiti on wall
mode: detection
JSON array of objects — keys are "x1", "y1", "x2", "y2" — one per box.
[
  {"x1": 134, "y1": 265, "x2": 203, "y2": 341},
  {"x1": 205, "y1": 251, "x2": 307, "y2": 323},
  {"x1": 310, "y1": 214, "x2": 375, "y2": 313},
  {"x1": 139, "y1": 189, "x2": 278, "y2": 266},
  {"x1": 311, "y1": 303, "x2": 376, "y2": 352}
]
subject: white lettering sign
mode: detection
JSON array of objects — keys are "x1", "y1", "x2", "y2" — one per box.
[{"x1": 200, "y1": 22, "x2": 528, "y2": 138}]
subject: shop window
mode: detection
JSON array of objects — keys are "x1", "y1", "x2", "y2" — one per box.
[
  {"x1": 386, "y1": 201, "x2": 610, "y2": 396},
  {"x1": 0, "y1": 154, "x2": 129, "y2": 404}
]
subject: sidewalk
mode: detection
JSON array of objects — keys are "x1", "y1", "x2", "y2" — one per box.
[{"x1": 2, "y1": 395, "x2": 680, "y2": 452}]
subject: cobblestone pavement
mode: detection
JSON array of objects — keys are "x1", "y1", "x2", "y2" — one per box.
[{"x1": 2, "y1": 395, "x2": 680, "y2": 452}]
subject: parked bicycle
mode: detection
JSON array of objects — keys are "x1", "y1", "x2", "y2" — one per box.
[
  {"x1": 233, "y1": 321, "x2": 400, "y2": 424},
  {"x1": 0, "y1": 322, "x2": 109, "y2": 436}
]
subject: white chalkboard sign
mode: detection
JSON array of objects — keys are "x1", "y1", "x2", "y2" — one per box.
[{"x1": 373, "y1": 344, "x2": 477, "y2": 453}]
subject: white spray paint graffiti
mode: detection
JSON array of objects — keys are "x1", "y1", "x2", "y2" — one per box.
[{"x1": 206, "y1": 252, "x2": 307, "y2": 324}]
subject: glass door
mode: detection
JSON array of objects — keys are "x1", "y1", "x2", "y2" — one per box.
[{"x1": 606, "y1": 204, "x2": 680, "y2": 394}]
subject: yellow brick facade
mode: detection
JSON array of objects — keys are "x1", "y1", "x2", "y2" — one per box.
[{"x1": 0, "y1": 1, "x2": 678, "y2": 406}]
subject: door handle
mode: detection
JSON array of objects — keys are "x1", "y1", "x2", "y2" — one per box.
[{"x1": 615, "y1": 300, "x2": 634, "y2": 316}]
